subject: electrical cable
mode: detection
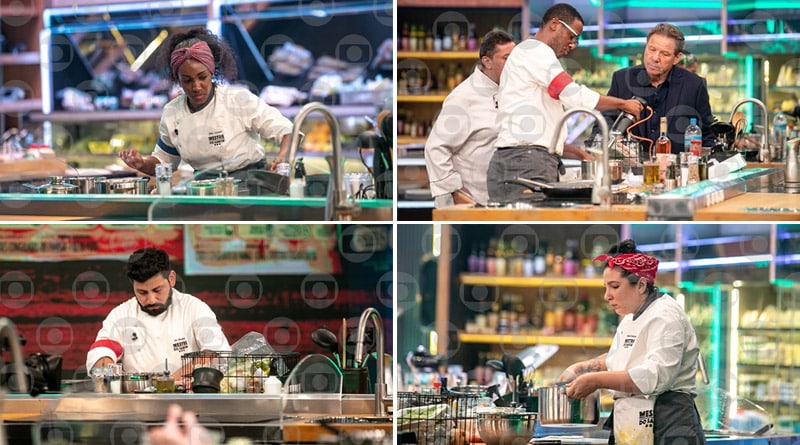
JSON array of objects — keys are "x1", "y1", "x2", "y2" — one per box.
[{"x1": 627, "y1": 105, "x2": 655, "y2": 160}]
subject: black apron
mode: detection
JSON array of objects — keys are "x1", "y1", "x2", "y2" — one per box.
[{"x1": 604, "y1": 391, "x2": 707, "y2": 445}]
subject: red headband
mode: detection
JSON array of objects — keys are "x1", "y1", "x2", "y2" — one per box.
[
  {"x1": 593, "y1": 253, "x2": 659, "y2": 284},
  {"x1": 170, "y1": 41, "x2": 216, "y2": 80}
]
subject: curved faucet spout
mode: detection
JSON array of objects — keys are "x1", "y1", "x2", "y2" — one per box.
[
  {"x1": 0, "y1": 317, "x2": 28, "y2": 395},
  {"x1": 729, "y1": 98, "x2": 769, "y2": 162},
  {"x1": 549, "y1": 107, "x2": 611, "y2": 208},
  {"x1": 354, "y1": 307, "x2": 386, "y2": 416},
  {"x1": 287, "y1": 102, "x2": 360, "y2": 221}
]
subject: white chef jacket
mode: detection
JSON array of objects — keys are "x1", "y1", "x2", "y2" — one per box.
[
  {"x1": 606, "y1": 293, "x2": 699, "y2": 398},
  {"x1": 494, "y1": 38, "x2": 600, "y2": 155},
  {"x1": 85, "y1": 289, "x2": 230, "y2": 374},
  {"x1": 152, "y1": 84, "x2": 294, "y2": 173},
  {"x1": 425, "y1": 66, "x2": 499, "y2": 207}
]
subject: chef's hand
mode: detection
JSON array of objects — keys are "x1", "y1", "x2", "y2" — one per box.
[
  {"x1": 620, "y1": 98, "x2": 644, "y2": 116},
  {"x1": 269, "y1": 155, "x2": 286, "y2": 172},
  {"x1": 119, "y1": 149, "x2": 145, "y2": 170},
  {"x1": 149, "y1": 404, "x2": 216, "y2": 445},
  {"x1": 565, "y1": 373, "x2": 599, "y2": 400},
  {"x1": 557, "y1": 367, "x2": 578, "y2": 383}
]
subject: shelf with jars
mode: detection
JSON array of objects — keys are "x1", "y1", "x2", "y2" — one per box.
[{"x1": 0, "y1": 0, "x2": 44, "y2": 133}]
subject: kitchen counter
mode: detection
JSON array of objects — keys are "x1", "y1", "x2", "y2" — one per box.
[
  {"x1": 433, "y1": 168, "x2": 798, "y2": 221},
  {"x1": 0, "y1": 194, "x2": 392, "y2": 221}
]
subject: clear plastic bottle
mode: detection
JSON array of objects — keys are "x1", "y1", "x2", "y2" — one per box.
[
  {"x1": 684, "y1": 117, "x2": 702, "y2": 155},
  {"x1": 773, "y1": 112, "x2": 788, "y2": 161}
]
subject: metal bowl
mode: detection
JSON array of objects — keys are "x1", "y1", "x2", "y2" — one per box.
[
  {"x1": 121, "y1": 373, "x2": 156, "y2": 393},
  {"x1": 477, "y1": 411, "x2": 537, "y2": 445}
]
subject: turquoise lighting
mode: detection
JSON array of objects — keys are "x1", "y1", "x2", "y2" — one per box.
[{"x1": 605, "y1": 0, "x2": 722, "y2": 7}]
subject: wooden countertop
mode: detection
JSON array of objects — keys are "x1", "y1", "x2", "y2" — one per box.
[
  {"x1": 282, "y1": 415, "x2": 392, "y2": 443},
  {"x1": 433, "y1": 193, "x2": 799, "y2": 221}
]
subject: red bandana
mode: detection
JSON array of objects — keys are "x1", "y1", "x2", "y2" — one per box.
[{"x1": 593, "y1": 253, "x2": 659, "y2": 284}]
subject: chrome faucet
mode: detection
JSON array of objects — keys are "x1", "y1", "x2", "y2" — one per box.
[
  {"x1": 0, "y1": 317, "x2": 28, "y2": 395},
  {"x1": 549, "y1": 108, "x2": 611, "y2": 208},
  {"x1": 287, "y1": 102, "x2": 360, "y2": 221},
  {"x1": 354, "y1": 307, "x2": 386, "y2": 417},
  {"x1": 729, "y1": 98, "x2": 769, "y2": 162}
]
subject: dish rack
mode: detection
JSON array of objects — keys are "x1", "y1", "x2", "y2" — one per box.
[
  {"x1": 397, "y1": 391, "x2": 479, "y2": 445},
  {"x1": 181, "y1": 350, "x2": 300, "y2": 393}
]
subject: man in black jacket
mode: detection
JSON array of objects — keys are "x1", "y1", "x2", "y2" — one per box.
[{"x1": 596, "y1": 23, "x2": 716, "y2": 153}]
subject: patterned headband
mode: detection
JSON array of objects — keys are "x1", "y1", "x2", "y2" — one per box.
[{"x1": 593, "y1": 253, "x2": 659, "y2": 284}]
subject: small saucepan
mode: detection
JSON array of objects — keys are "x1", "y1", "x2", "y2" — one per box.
[{"x1": 537, "y1": 383, "x2": 599, "y2": 426}]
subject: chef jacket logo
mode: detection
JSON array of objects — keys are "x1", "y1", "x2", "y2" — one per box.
[
  {"x1": 622, "y1": 334, "x2": 636, "y2": 348},
  {"x1": 638, "y1": 409, "x2": 654, "y2": 427},
  {"x1": 131, "y1": 332, "x2": 138, "y2": 342},
  {"x1": 173, "y1": 338, "x2": 189, "y2": 353},
  {"x1": 208, "y1": 131, "x2": 224, "y2": 147}
]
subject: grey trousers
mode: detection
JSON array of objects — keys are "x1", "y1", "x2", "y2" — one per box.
[{"x1": 486, "y1": 146, "x2": 561, "y2": 203}]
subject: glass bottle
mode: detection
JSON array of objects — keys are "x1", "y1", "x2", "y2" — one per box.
[
  {"x1": 400, "y1": 22, "x2": 410, "y2": 51},
  {"x1": 467, "y1": 245, "x2": 479, "y2": 273},
  {"x1": 655, "y1": 116, "x2": 671, "y2": 182},
  {"x1": 495, "y1": 240, "x2": 506, "y2": 276}
]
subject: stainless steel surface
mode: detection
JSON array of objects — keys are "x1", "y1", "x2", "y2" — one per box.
[
  {"x1": 187, "y1": 178, "x2": 237, "y2": 196},
  {"x1": 537, "y1": 385, "x2": 599, "y2": 426},
  {"x1": 354, "y1": 308, "x2": 387, "y2": 417},
  {"x1": 1, "y1": 393, "x2": 380, "y2": 423},
  {"x1": 646, "y1": 167, "x2": 786, "y2": 220},
  {"x1": 548, "y1": 107, "x2": 611, "y2": 208},
  {"x1": 477, "y1": 411, "x2": 537, "y2": 445},
  {"x1": 306, "y1": 415, "x2": 392, "y2": 424},
  {"x1": 287, "y1": 102, "x2": 360, "y2": 221},
  {"x1": 728, "y1": 98, "x2": 769, "y2": 162},
  {"x1": 98, "y1": 177, "x2": 149, "y2": 194},
  {"x1": 64, "y1": 176, "x2": 105, "y2": 194}
]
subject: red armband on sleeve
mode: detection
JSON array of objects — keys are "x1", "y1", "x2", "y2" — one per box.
[
  {"x1": 90, "y1": 339, "x2": 124, "y2": 358},
  {"x1": 548, "y1": 71, "x2": 573, "y2": 100}
]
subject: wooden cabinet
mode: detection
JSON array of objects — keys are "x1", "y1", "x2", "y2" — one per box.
[{"x1": 0, "y1": 0, "x2": 44, "y2": 132}]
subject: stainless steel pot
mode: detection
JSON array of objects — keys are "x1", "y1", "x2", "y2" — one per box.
[
  {"x1": 121, "y1": 373, "x2": 156, "y2": 393},
  {"x1": 187, "y1": 178, "x2": 237, "y2": 196},
  {"x1": 98, "y1": 177, "x2": 149, "y2": 194},
  {"x1": 537, "y1": 384, "x2": 599, "y2": 425},
  {"x1": 23, "y1": 176, "x2": 78, "y2": 194},
  {"x1": 65, "y1": 176, "x2": 105, "y2": 194}
]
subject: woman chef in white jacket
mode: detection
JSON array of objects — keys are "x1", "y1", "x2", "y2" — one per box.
[{"x1": 558, "y1": 239, "x2": 706, "y2": 445}]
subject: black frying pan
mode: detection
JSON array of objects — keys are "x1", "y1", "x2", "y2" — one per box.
[{"x1": 504, "y1": 178, "x2": 594, "y2": 199}]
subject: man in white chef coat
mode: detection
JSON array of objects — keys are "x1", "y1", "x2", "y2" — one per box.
[
  {"x1": 424, "y1": 30, "x2": 516, "y2": 208},
  {"x1": 86, "y1": 247, "x2": 230, "y2": 378}
]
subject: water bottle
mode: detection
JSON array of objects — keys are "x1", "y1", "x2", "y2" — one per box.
[
  {"x1": 684, "y1": 117, "x2": 702, "y2": 155},
  {"x1": 772, "y1": 112, "x2": 788, "y2": 161}
]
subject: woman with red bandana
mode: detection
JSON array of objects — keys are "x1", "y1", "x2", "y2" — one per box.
[
  {"x1": 558, "y1": 239, "x2": 706, "y2": 444},
  {"x1": 118, "y1": 28, "x2": 294, "y2": 181}
]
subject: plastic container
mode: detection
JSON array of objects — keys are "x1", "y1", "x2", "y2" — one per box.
[{"x1": 263, "y1": 376, "x2": 282, "y2": 395}]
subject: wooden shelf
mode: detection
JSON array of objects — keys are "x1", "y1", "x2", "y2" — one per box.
[
  {"x1": 398, "y1": 94, "x2": 448, "y2": 103},
  {"x1": 460, "y1": 274, "x2": 605, "y2": 288},
  {"x1": 459, "y1": 331, "x2": 613, "y2": 347},
  {"x1": 397, "y1": 136, "x2": 427, "y2": 145},
  {"x1": 0, "y1": 51, "x2": 40, "y2": 65},
  {"x1": 398, "y1": 51, "x2": 478, "y2": 59},
  {"x1": 0, "y1": 99, "x2": 42, "y2": 114}
]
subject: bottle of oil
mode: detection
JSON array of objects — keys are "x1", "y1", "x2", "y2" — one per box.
[{"x1": 655, "y1": 116, "x2": 671, "y2": 181}]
